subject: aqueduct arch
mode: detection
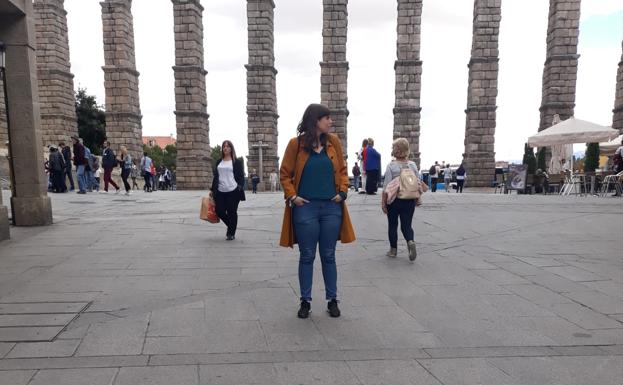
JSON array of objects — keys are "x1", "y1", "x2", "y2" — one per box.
[{"x1": 2, "y1": 0, "x2": 623, "y2": 239}]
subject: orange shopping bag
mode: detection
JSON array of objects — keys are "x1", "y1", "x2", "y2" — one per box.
[{"x1": 200, "y1": 194, "x2": 219, "y2": 223}]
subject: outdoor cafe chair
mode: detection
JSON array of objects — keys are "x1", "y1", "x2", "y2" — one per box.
[{"x1": 600, "y1": 171, "x2": 623, "y2": 197}]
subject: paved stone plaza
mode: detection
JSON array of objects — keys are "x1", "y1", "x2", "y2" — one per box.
[{"x1": 0, "y1": 189, "x2": 622, "y2": 384}]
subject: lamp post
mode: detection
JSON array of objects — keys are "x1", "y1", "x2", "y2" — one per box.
[{"x1": 0, "y1": 41, "x2": 17, "y2": 225}]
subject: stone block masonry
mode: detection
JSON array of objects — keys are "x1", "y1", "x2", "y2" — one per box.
[
  {"x1": 613, "y1": 40, "x2": 623, "y2": 133},
  {"x1": 394, "y1": 0, "x2": 423, "y2": 167},
  {"x1": 321, "y1": 0, "x2": 349, "y2": 156},
  {"x1": 172, "y1": 0, "x2": 212, "y2": 189},
  {"x1": 34, "y1": 0, "x2": 77, "y2": 148},
  {"x1": 538, "y1": 0, "x2": 581, "y2": 133},
  {"x1": 101, "y1": 0, "x2": 143, "y2": 160},
  {"x1": 246, "y1": 0, "x2": 279, "y2": 191},
  {"x1": 463, "y1": 0, "x2": 501, "y2": 187}
]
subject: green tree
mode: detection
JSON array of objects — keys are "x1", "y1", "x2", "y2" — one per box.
[
  {"x1": 584, "y1": 143, "x2": 600, "y2": 173},
  {"x1": 536, "y1": 147, "x2": 547, "y2": 171},
  {"x1": 211, "y1": 145, "x2": 222, "y2": 164},
  {"x1": 75, "y1": 88, "x2": 106, "y2": 155},
  {"x1": 163, "y1": 144, "x2": 177, "y2": 170},
  {"x1": 522, "y1": 143, "x2": 537, "y2": 174}
]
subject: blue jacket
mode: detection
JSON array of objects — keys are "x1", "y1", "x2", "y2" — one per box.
[{"x1": 365, "y1": 146, "x2": 381, "y2": 171}]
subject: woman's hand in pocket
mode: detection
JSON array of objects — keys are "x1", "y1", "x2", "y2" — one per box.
[{"x1": 293, "y1": 196, "x2": 309, "y2": 206}]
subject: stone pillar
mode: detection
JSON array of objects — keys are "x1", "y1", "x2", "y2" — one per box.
[
  {"x1": 462, "y1": 0, "x2": 501, "y2": 187},
  {"x1": 172, "y1": 0, "x2": 212, "y2": 190},
  {"x1": 538, "y1": 0, "x2": 581, "y2": 133},
  {"x1": 393, "y1": 0, "x2": 423, "y2": 167},
  {"x1": 0, "y1": 74, "x2": 8, "y2": 182},
  {"x1": 613, "y1": 41, "x2": 623, "y2": 133},
  {"x1": 246, "y1": 0, "x2": 278, "y2": 191},
  {"x1": 101, "y1": 0, "x2": 142, "y2": 160},
  {"x1": 321, "y1": 0, "x2": 349, "y2": 156},
  {"x1": 33, "y1": 0, "x2": 77, "y2": 148},
  {"x1": 0, "y1": 0, "x2": 53, "y2": 232}
]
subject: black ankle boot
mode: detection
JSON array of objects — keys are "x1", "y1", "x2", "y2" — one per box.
[
  {"x1": 297, "y1": 300, "x2": 311, "y2": 319},
  {"x1": 327, "y1": 299, "x2": 340, "y2": 318}
]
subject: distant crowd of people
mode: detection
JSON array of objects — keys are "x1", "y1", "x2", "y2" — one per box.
[{"x1": 44, "y1": 136, "x2": 175, "y2": 195}]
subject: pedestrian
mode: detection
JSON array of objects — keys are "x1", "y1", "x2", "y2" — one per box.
[
  {"x1": 269, "y1": 171, "x2": 278, "y2": 192},
  {"x1": 71, "y1": 135, "x2": 88, "y2": 194},
  {"x1": 381, "y1": 138, "x2": 419, "y2": 261},
  {"x1": 352, "y1": 162, "x2": 361, "y2": 191},
  {"x1": 118, "y1": 145, "x2": 133, "y2": 195},
  {"x1": 456, "y1": 163, "x2": 467, "y2": 193},
  {"x1": 83, "y1": 144, "x2": 96, "y2": 192},
  {"x1": 94, "y1": 162, "x2": 103, "y2": 189},
  {"x1": 130, "y1": 163, "x2": 140, "y2": 190},
  {"x1": 358, "y1": 139, "x2": 368, "y2": 193},
  {"x1": 250, "y1": 169, "x2": 260, "y2": 193},
  {"x1": 100, "y1": 140, "x2": 120, "y2": 193},
  {"x1": 140, "y1": 152, "x2": 153, "y2": 192},
  {"x1": 59, "y1": 141, "x2": 74, "y2": 191},
  {"x1": 364, "y1": 138, "x2": 381, "y2": 194},
  {"x1": 429, "y1": 161, "x2": 440, "y2": 192},
  {"x1": 211, "y1": 140, "x2": 246, "y2": 240},
  {"x1": 279, "y1": 103, "x2": 355, "y2": 319},
  {"x1": 48, "y1": 145, "x2": 66, "y2": 193},
  {"x1": 443, "y1": 164, "x2": 452, "y2": 192}
]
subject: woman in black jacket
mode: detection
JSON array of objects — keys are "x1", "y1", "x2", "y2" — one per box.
[{"x1": 211, "y1": 140, "x2": 246, "y2": 240}]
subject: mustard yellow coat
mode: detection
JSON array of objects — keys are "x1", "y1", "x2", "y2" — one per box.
[{"x1": 279, "y1": 133, "x2": 356, "y2": 248}]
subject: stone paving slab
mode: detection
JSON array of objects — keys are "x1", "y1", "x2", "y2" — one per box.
[{"x1": 0, "y1": 190, "x2": 622, "y2": 384}]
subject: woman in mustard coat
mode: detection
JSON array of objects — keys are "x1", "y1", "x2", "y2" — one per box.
[{"x1": 279, "y1": 103, "x2": 355, "y2": 319}]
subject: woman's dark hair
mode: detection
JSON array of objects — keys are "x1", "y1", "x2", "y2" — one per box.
[
  {"x1": 221, "y1": 140, "x2": 237, "y2": 161},
  {"x1": 362, "y1": 139, "x2": 368, "y2": 148},
  {"x1": 297, "y1": 103, "x2": 331, "y2": 152}
]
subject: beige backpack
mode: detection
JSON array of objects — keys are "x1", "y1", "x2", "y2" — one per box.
[{"x1": 397, "y1": 164, "x2": 421, "y2": 200}]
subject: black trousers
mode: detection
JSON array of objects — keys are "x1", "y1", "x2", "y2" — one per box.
[
  {"x1": 387, "y1": 198, "x2": 416, "y2": 248},
  {"x1": 63, "y1": 167, "x2": 74, "y2": 190},
  {"x1": 365, "y1": 169, "x2": 379, "y2": 194},
  {"x1": 51, "y1": 170, "x2": 65, "y2": 192},
  {"x1": 121, "y1": 168, "x2": 131, "y2": 192},
  {"x1": 430, "y1": 177, "x2": 438, "y2": 192},
  {"x1": 215, "y1": 190, "x2": 241, "y2": 236},
  {"x1": 457, "y1": 179, "x2": 465, "y2": 193}
]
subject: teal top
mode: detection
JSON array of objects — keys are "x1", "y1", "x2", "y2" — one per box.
[{"x1": 298, "y1": 148, "x2": 336, "y2": 200}]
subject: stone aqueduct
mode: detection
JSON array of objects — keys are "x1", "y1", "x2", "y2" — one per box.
[{"x1": 0, "y1": 0, "x2": 623, "y2": 236}]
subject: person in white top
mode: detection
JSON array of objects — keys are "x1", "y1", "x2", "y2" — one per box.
[
  {"x1": 269, "y1": 171, "x2": 278, "y2": 192},
  {"x1": 210, "y1": 140, "x2": 246, "y2": 240},
  {"x1": 443, "y1": 164, "x2": 452, "y2": 192}
]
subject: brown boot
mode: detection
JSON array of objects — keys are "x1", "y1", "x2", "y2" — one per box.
[{"x1": 386, "y1": 248, "x2": 397, "y2": 258}]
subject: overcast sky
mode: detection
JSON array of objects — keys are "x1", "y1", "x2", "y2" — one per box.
[{"x1": 64, "y1": 0, "x2": 623, "y2": 171}]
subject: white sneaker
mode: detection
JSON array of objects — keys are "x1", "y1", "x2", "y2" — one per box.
[
  {"x1": 115, "y1": 189, "x2": 120, "y2": 194},
  {"x1": 99, "y1": 190, "x2": 108, "y2": 194},
  {"x1": 125, "y1": 191, "x2": 130, "y2": 196}
]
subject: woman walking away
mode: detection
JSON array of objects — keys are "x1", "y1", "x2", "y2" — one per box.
[
  {"x1": 443, "y1": 164, "x2": 452, "y2": 192},
  {"x1": 279, "y1": 103, "x2": 356, "y2": 319},
  {"x1": 118, "y1": 146, "x2": 133, "y2": 195},
  {"x1": 211, "y1": 140, "x2": 246, "y2": 240},
  {"x1": 381, "y1": 138, "x2": 420, "y2": 261},
  {"x1": 456, "y1": 163, "x2": 466, "y2": 193}
]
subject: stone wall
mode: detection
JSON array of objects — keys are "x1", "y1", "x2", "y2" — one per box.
[
  {"x1": 321, "y1": 0, "x2": 349, "y2": 155},
  {"x1": 538, "y1": 0, "x2": 581, "y2": 132},
  {"x1": 393, "y1": 0, "x2": 423, "y2": 167},
  {"x1": 101, "y1": 0, "x2": 143, "y2": 160},
  {"x1": 0, "y1": 75, "x2": 7, "y2": 183},
  {"x1": 33, "y1": 0, "x2": 77, "y2": 148},
  {"x1": 613, "y1": 40, "x2": 623, "y2": 133},
  {"x1": 172, "y1": 0, "x2": 212, "y2": 189},
  {"x1": 246, "y1": 0, "x2": 279, "y2": 190},
  {"x1": 463, "y1": 0, "x2": 501, "y2": 187}
]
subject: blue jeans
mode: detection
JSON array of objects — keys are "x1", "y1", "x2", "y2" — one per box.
[
  {"x1": 76, "y1": 165, "x2": 86, "y2": 192},
  {"x1": 293, "y1": 199, "x2": 342, "y2": 301}
]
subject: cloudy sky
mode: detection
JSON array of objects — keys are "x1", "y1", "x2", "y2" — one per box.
[{"x1": 64, "y1": 0, "x2": 623, "y2": 171}]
